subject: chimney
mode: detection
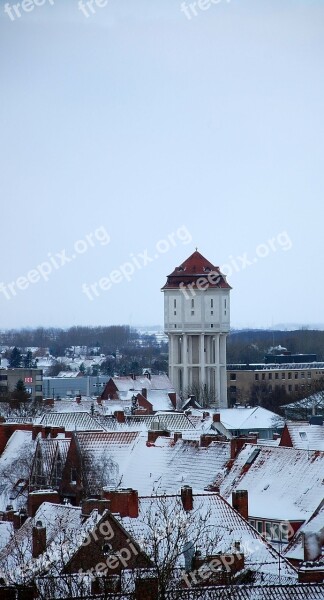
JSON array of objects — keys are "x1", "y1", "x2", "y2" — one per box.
[
  {"x1": 174, "y1": 432, "x2": 182, "y2": 443},
  {"x1": 13, "y1": 509, "x2": 28, "y2": 530},
  {"x1": 232, "y1": 490, "x2": 248, "y2": 521},
  {"x1": 230, "y1": 436, "x2": 256, "y2": 460},
  {"x1": 28, "y1": 490, "x2": 60, "y2": 517},
  {"x1": 76, "y1": 395, "x2": 81, "y2": 404},
  {"x1": 202, "y1": 411, "x2": 210, "y2": 419},
  {"x1": 3, "y1": 505, "x2": 15, "y2": 522},
  {"x1": 168, "y1": 392, "x2": 177, "y2": 409},
  {"x1": 102, "y1": 488, "x2": 139, "y2": 518},
  {"x1": 32, "y1": 425, "x2": 45, "y2": 441},
  {"x1": 213, "y1": 413, "x2": 221, "y2": 423},
  {"x1": 141, "y1": 388, "x2": 147, "y2": 399},
  {"x1": 44, "y1": 397, "x2": 54, "y2": 407},
  {"x1": 273, "y1": 432, "x2": 281, "y2": 440},
  {"x1": 81, "y1": 498, "x2": 111, "y2": 516},
  {"x1": 181, "y1": 486, "x2": 193, "y2": 511},
  {"x1": 114, "y1": 410, "x2": 125, "y2": 423},
  {"x1": 200, "y1": 434, "x2": 220, "y2": 447},
  {"x1": 130, "y1": 373, "x2": 136, "y2": 381},
  {"x1": 32, "y1": 520, "x2": 46, "y2": 558},
  {"x1": 97, "y1": 396, "x2": 102, "y2": 405},
  {"x1": 147, "y1": 429, "x2": 170, "y2": 444}
]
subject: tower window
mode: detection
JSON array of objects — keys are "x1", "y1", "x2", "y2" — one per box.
[
  {"x1": 174, "y1": 311, "x2": 176, "y2": 316},
  {"x1": 211, "y1": 299, "x2": 214, "y2": 308},
  {"x1": 191, "y1": 299, "x2": 194, "y2": 308},
  {"x1": 211, "y1": 310, "x2": 213, "y2": 315},
  {"x1": 191, "y1": 310, "x2": 194, "y2": 315},
  {"x1": 174, "y1": 299, "x2": 176, "y2": 308}
]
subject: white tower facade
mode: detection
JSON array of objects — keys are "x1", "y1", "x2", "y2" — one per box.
[{"x1": 162, "y1": 251, "x2": 231, "y2": 408}]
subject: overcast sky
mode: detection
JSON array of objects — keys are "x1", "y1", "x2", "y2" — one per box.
[{"x1": 0, "y1": 0, "x2": 323, "y2": 330}]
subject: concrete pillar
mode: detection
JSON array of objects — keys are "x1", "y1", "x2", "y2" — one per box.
[
  {"x1": 183, "y1": 334, "x2": 188, "y2": 393},
  {"x1": 199, "y1": 334, "x2": 205, "y2": 386}
]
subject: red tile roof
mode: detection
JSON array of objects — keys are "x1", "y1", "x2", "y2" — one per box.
[{"x1": 161, "y1": 250, "x2": 231, "y2": 290}]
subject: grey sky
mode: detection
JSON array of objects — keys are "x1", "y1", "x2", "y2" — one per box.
[{"x1": 0, "y1": 0, "x2": 323, "y2": 330}]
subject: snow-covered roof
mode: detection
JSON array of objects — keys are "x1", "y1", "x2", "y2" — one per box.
[
  {"x1": 214, "y1": 408, "x2": 284, "y2": 431},
  {"x1": 30, "y1": 437, "x2": 70, "y2": 486},
  {"x1": 0, "y1": 430, "x2": 35, "y2": 511},
  {"x1": 0, "y1": 502, "x2": 101, "y2": 585},
  {"x1": 39, "y1": 411, "x2": 104, "y2": 431},
  {"x1": 99, "y1": 412, "x2": 196, "y2": 432},
  {"x1": 74, "y1": 430, "x2": 142, "y2": 490},
  {"x1": 162, "y1": 585, "x2": 324, "y2": 599},
  {"x1": 109, "y1": 374, "x2": 174, "y2": 392},
  {"x1": 118, "y1": 493, "x2": 296, "y2": 581},
  {"x1": 220, "y1": 444, "x2": 324, "y2": 521},
  {"x1": 282, "y1": 501, "x2": 324, "y2": 562},
  {"x1": 119, "y1": 438, "x2": 231, "y2": 495},
  {"x1": 283, "y1": 421, "x2": 324, "y2": 451}
]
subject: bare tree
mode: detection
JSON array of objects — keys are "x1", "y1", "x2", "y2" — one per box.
[
  {"x1": 184, "y1": 382, "x2": 218, "y2": 408},
  {"x1": 124, "y1": 494, "x2": 221, "y2": 599}
]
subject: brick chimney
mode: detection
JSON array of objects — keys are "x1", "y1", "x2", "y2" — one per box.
[
  {"x1": 181, "y1": 486, "x2": 193, "y2": 512},
  {"x1": 232, "y1": 490, "x2": 248, "y2": 521},
  {"x1": 44, "y1": 397, "x2": 54, "y2": 407},
  {"x1": 102, "y1": 488, "x2": 139, "y2": 518},
  {"x1": 130, "y1": 373, "x2": 136, "y2": 381},
  {"x1": 3, "y1": 505, "x2": 15, "y2": 522},
  {"x1": 230, "y1": 436, "x2": 257, "y2": 460},
  {"x1": 147, "y1": 429, "x2": 170, "y2": 444},
  {"x1": 200, "y1": 434, "x2": 220, "y2": 447},
  {"x1": 213, "y1": 413, "x2": 221, "y2": 423},
  {"x1": 13, "y1": 508, "x2": 28, "y2": 530},
  {"x1": 32, "y1": 520, "x2": 46, "y2": 558},
  {"x1": 76, "y1": 395, "x2": 81, "y2": 404},
  {"x1": 28, "y1": 490, "x2": 60, "y2": 517},
  {"x1": 32, "y1": 424, "x2": 45, "y2": 441},
  {"x1": 273, "y1": 432, "x2": 281, "y2": 440},
  {"x1": 141, "y1": 388, "x2": 147, "y2": 399},
  {"x1": 114, "y1": 410, "x2": 125, "y2": 423},
  {"x1": 174, "y1": 432, "x2": 182, "y2": 443},
  {"x1": 81, "y1": 498, "x2": 111, "y2": 516}
]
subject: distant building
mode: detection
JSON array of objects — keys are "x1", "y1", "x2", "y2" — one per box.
[
  {"x1": 162, "y1": 250, "x2": 231, "y2": 407},
  {"x1": 227, "y1": 362, "x2": 324, "y2": 405},
  {"x1": 0, "y1": 367, "x2": 43, "y2": 403}
]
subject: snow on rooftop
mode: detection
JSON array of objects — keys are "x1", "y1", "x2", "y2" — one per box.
[
  {"x1": 285, "y1": 421, "x2": 324, "y2": 451},
  {"x1": 118, "y1": 493, "x2": 297, "y2": 580},
  {"x1": 220, "y1": 444, "x2": 324, "y2": 521}
]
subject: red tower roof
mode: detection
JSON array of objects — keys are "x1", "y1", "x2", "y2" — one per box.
[{"x1": 161, "y1": 250, "x2": 231, "y2": 290}]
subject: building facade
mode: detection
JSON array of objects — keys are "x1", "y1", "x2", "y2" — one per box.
[
  {"x1": 162, "y1": 250, "x2": 231, "y2": 407},
  {"x1": 227, "y1": 362, "x2": 324, "y2": 405},
  {"x1": 0, "y1": 367, "x2": 43, "y2": 402}
]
